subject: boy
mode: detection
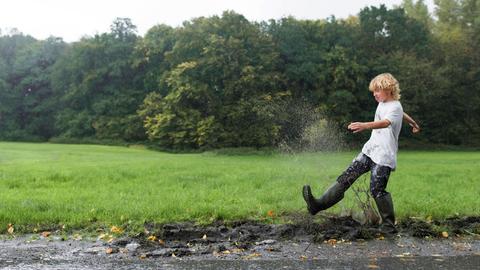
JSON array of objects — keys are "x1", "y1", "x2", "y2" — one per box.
[{"x1": 302, "y1": 73, "x2": 420, "y2": 231}]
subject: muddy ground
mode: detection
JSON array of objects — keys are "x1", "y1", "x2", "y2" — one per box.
[{"x1": 0, "y1": 215, "x2": 479, "y2": 269}]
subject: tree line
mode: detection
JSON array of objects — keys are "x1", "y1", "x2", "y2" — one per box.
[{"x1": 0, "y1": 0, "x2": 479, "y2": 150}]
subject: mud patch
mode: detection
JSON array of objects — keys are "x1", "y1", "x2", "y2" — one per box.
[
  {"x1": 399, "y1": 216, "x2": 480, "y2": 238},
  {"x1": 103, "y1": 215, "x2": 480, "y2": 258},
  {"x1": 444, "y1": 216, "x2": 480, "y2": 235}
]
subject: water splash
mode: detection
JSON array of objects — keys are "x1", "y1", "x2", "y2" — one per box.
[{"x1": 277, "y1": 101, "x2": 346, "y2": 154}]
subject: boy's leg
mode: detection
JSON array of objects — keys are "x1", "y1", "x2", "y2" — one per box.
[
  {"x1": 303, "y1": 153, "x2": 372, "y2": 215},
  {"x1": 370, "y1": 164, "x2": 396, "y2": 230}
]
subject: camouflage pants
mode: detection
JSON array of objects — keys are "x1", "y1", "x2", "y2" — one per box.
[{"x1": 336, "y1": 153, "x2": 392, "y2": 198}]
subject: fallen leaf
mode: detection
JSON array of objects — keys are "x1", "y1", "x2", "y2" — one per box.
[
  {"x1": 106, "y1": 248, "x2": 114, "y2": 254},
  {"x1": 300, "y1": 255, "x2": 308, "y2": 260},
  {"x1": 41, "y1": 231, "x2": 51, "y2": 238},
  {"x1": 202, "y1": 234, "x2": 207, "y2": 240},
  {"x1": 327, "y1": 239, "x2": 337, "y2": 246},
  {"x1": 171, "y1": 253, "x2": 177, "y2": 258},
  {"x1": 110, "y1": 226, "x2": 123, "y2": 234},
  {"x1": 7, "y1": 224, "x2": 14, "y2": 235},
  {"x1": 139, "y1": 254, "x2": 147, "y2": 259},
  {"x1": 243, "y1": 252, "x2": 262, "y2": 259},
  {"x1": 158, "y1": 239, "x2": 165, "y2": 245},
  {"x1": 222, "y1": 250, "x2": 231, "y2": 254},
  {"x1": 267, "y1": 210, "x2": 275, "y2": 218},
  {"x1": 368, "y1": 264, "x2": 379, "y2": 269},
  {"x1": 376, "y1": 236, "x2": 385, "y2": 240},
  {"x1": 147, "y1": 235, "x2": 157, "y2": 242},
  {"x1": 442, "y1": 231, "x2": 449, "y2": 238}
]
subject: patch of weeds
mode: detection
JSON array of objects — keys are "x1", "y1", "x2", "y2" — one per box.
[{"x1": 350, "y1": 175, "x2": 381, "y2": 225}]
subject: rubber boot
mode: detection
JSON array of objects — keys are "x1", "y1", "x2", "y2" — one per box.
[
  {"x1": 374, "y1": 193, "x2": 397, "y2": 233},
  {"x1": 302, "y1": 182, "x2": 345, "y2": 215}
]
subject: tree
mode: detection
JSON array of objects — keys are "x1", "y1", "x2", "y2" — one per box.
[
  {"x1": 52, "y1": 18, "x2": 145, "y2": 141},
  {"x1": 401, "y1": 0, "x2": 434, "y2": 30},
  {"x1": 140, "y1": 11, "x2": 286, "y2": 149},
  {"x1": 358, "y1": 5, "x2": 431, "y2": 57},
  {"x1": 0, "y1": 33, "x2": 66, "y2": 140}
]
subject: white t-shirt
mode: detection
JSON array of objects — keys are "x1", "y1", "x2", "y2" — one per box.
[{"x1": 361, "y1": 100, "x2": 403, "y2": 169}]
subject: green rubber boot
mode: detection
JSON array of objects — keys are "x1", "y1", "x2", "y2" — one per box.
[
  {"x1": 302, "y1": 182, "x2": 345, "y2": 215},
  {"x1": 374, "y1": 193, "x2": 397, "y2": 233}
]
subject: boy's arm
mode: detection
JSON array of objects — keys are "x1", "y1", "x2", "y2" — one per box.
[
  {"x1": 348, "y1": 120, "x2": 391, "y2": 133},
  {"x1": 403, "y1": 112, "x2": 420, "y2": 133}
]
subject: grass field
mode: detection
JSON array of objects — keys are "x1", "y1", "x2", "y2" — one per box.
[{"x1": 0, "y1": 142, "x2": 478, "y2": 233}]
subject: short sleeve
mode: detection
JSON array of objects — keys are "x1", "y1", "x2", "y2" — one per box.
[{"x1": 384, "y1": 103, "x2": 403, "y2": 125}]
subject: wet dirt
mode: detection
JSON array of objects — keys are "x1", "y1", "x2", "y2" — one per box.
[{"x1": 1, "y1": 215, "x2": 479, "y2": 269}]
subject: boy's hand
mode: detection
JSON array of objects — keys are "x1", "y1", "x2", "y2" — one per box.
[
  {"x1": 348, "y1": 122, "x2": 367, "y2": 133},
  {"x1": 409, "y1": 122, "x2": 421, "y2": 133}
]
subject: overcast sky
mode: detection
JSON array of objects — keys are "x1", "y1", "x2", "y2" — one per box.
[{"x1": 0, "y1": 0, "x2": 435, "y2": 42}]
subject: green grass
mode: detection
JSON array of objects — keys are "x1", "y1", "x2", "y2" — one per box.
[{"x1": 0, "y1": 142, "x2": 478, "y2": 233}]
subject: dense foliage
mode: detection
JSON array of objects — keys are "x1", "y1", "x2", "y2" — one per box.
[{"x1": 1, "y1": 1, "x2": 479, "y2": 149}]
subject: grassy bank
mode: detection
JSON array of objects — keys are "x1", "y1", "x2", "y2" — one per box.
[{"x1": 0, "y1": 142, "x2": 478, "y2": 233}]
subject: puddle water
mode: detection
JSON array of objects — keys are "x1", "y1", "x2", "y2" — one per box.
[{"x1": 1, "y1": 255, "x2": 479, "y2": 270}]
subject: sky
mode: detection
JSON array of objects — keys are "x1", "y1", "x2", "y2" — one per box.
[{"x1": 0, "y1": 0, "x2": 435, "y2": 42}]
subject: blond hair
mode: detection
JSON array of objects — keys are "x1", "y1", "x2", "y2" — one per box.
[{"x1": 369, "y1": 73, "x2": 401, "y2": 100}]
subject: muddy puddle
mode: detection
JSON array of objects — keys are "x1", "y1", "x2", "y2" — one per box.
[{"x1": 0, "y1": 215, "x2": 479, "y2": 269}]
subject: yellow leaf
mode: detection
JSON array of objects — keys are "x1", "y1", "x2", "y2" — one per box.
[
  {"x1": 41, "y1": 231, "x2": 51, "y2": 238},
  {"x1": 300, "y1": 255, "x2": 308, "y2": 260},
  {"x1": 243, "y1": 252, "x2": 262, "y2": 259},
  {"x1": 327, "y1": 239, "x2": 337, "y2": 245},
  {"x1": 7, "y1": 224, "x2": 14, "y2": 235},
  {"x1": 426, "y1": 216, "x2": 433, "y2": 223},
  {"x1": 147, "y1": 235, "x2": 157, "y2": 242},
  {"x1": 267, "y1": 210, "x2": 275, "y2": 218},
  {"x1": 139, "y1": 254, "x2": 147, "y2": 259},
  {"x1": 222, "y1": 250, "x2": 231, "y2": 254},
  {"x1": 442, "y1": 231, "x2": 449, "y2": 238},
  {"x1": 110, "y1": 226, "x2": 123, "y2": 234}
]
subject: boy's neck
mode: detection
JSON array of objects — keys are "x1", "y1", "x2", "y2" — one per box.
[{"x1": 383, "y1": 96, "x2": 395, "y2": 103}]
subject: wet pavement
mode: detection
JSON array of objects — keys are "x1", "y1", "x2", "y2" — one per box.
[
  {"x1": 0, "y1": 235, "x2": 479, "y2": 269},
  {"x1": 1, "y1": 256, "x2": 480, "y2": 270}
]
